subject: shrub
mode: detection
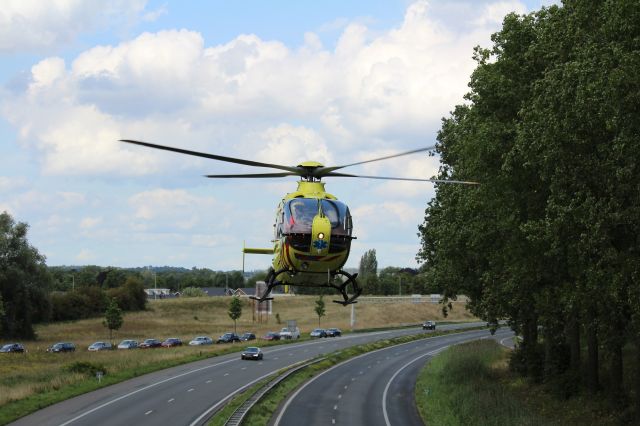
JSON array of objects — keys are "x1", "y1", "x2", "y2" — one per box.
[{"x1": 63, "y1": 361, "x2": 107, "y2": 377}]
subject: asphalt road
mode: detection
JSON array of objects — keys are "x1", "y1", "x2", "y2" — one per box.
[
  {"x1": 10, "y1": 322, "x2": 489, "y2": 426},
  {"x1": 274, "y1": 328, "x2": 515, "y2": 426}
]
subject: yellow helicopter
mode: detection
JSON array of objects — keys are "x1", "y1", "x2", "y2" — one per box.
[{"x1": 119, "y1": 139, "x2": 478, "y2": 305}]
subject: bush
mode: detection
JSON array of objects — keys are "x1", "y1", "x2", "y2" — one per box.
[{"x1": 63, "y1": 361, "x2": 107, "y2": 377}]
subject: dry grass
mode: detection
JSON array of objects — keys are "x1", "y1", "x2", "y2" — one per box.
[{"x1": 0, "y1": 295, "x2": 475, "y2": 407}]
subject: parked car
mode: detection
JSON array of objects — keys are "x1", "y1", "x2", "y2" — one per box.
[
  {"x1": 422, "y1": 321, "x2": 436, "y2": 330},
  {"x1": 241, "y1": 346, "x2": 263, "y2": 360},
  {"x1": 217, "y1": 333, "x2": 241, "y2": 343},
  {"x1": 240, "y1": 332, "x2": 256, "y2": 341},
  {"x1": 189, "y1": 336, "x2": 213, "y2": 346},
  {"x1": 279, "y1": 327, "x2": 301, "y2": 339},
  {"x1": 47, "y1": 342, "x2": 75, "y2": 353},
  {"x1": 88, "y1": 342, "x2": 113, "y2": 351},
  {"x1": 161, "y1": 338, "x2": 182, "y2": 347},
  {"x1": 310, "y1": 329, "x2": 327, "y2": 338},
  {"x1": 139, "y1": 339, "x2": 162, "y2": 349},
  {"x1": 117, "y1": 340, "x2": 138, "y2": 349},
  {"x1": 261, "y1": 332, "x2": 280, "y2": 341},
  {"x1": 326, "y1": 328, "x2": 342, "y2": 337},
  {"x1": 0, "y1": 343, "x2": 25, "y2": 353}
]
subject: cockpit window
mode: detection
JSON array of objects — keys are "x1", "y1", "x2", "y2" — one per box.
[{"x1": 284, "y1": 198, "x2": 352, "y2": 236}]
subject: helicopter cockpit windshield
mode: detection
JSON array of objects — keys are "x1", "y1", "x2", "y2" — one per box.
[{"x1": 285, "y1": 198, "x2": 352, "y2": 236}]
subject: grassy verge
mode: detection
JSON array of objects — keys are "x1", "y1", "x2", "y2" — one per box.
[
  {"x1": 415, "y1": 340, "x2": 622, "y2": 426},
  {"x1": 209, "y1": 326, "x2": 486, "y2": 426}
]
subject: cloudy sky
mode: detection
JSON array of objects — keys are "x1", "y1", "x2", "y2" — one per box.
[{"x1": 0, "y1": 0, "x2": 555, "y2": 271}]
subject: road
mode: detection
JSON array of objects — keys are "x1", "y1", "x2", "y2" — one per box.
[
  {"x1": 274, "y1": 328, "x2": 514, "y2": 426},
  {"x1": 10, "y1": 322, "x2": 489, "y2": 426}
]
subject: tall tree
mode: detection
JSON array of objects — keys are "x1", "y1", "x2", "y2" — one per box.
[
  {"x1": 0, "y1": 212, "x2": 52, "y2": 339},
  {"x1": 314, "y1": 295, "x2": 326, "y2": 327},
  {"x1": 103, "y1": 298, "x2": 123, "y2": 342},
  {"x1": 358, "y1": 249, "x2": 378, "y2": 293},
  {"x1": 228, "y1": 297, "x2": 242, "y2": 334}
]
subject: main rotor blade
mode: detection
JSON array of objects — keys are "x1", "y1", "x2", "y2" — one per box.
[
  {"x1": 317, "y1": 145, "x2": 437, "y2": 175},
  {"x1": 119, "y1": 139, "x2": 302, "y2": 174},
  {"x1": 204, "y1": 172, "x2": 298, "y2": 178},
  {"x1": 326, "y1": 172, "x2": 479, "y2": 185}
]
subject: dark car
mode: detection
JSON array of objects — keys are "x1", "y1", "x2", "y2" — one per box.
[
  {"x1": 261, "y1": 332, "x2": 280, "y2": 341},
  {"x1": 0, "y1": 343, "x2": 25, "y2": 353},
  {"x1": 161, "y1": 338, "x2": 182, "y2": 348},
  {"x1": 217, "y1": 333, "x2": 241, "y2": 343},
  {"x1": 47, "y1": 342, "x2": 75, "y2": 353},
  {"x1": 139, "y1": 338, "x2": 162, "y2": 349},
  {"x1": 310, "y1": 329, "x2": 327, "y2": 338},
  {"x1": 326, "y1": 328, "x2": 342, "y2": 337},
  {"x1": 88, "y1": 342, "x2": 113, "y2": 351},
  {"x1": 240, "y1": 332, "x2": 256, "y2": 341},
  {"x1": 241, "y1": 346, "x2": 263, "y2": 360},
  {"x1": 422, "y1": 321, "x2": 436, "y2": 330}
]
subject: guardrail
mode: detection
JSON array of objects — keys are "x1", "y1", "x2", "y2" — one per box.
[{"x1": 224, "y1": 357, "x2": 327, "y2": 426}]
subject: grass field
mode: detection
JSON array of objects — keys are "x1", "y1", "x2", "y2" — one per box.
[
  {"x1": 415, "y1": 339, "x2": 622, "y2": 426},
  {"x1": 0, "y1": 295, "x2": 475, "y2": 414}
]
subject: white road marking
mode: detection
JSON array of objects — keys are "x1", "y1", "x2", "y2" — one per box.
[
  {"x1": 500, "y1": 336, "x2": 513, "y2": 347},
  {"x1": 382, "y1": 346, "x2": 449, "y2": 426},
  {"x1": 188, "y1": 388, "x2": 194, "y2": 392},
  {"x1": 206, "y1": 380, "x2": 212, "y2": 383},
  {"x1": 344, "y1": 385, "x2": 348, "y2": 390},
  {"x1": 274, "y1": 357, "x2": 279, "y2": 360},
  {"x1": 338, "y1": 394, "x2": 342, "y2": 399},
  {"x1": 332, "y1": 419, "x2": 335, "y2": 424},
  {"x1": 334, "y1": 405, "x2": 338, "y2": 410},
  {"x1": 167, "y1": 398, "x2": 174, "y2": 403},
  {"x1": 224, "y1": 373, "x2": 229, "y2": 376},
  {"x1": 145, "y1": 410, "x2": 153, "y2": 415},
  {"x1": 241, "y1": 367, "x2": 246, "y2": 370},
  {"x1": 58, "y1": 356, "x2": 242, "y2": 426}
]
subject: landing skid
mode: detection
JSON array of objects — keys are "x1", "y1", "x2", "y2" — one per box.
[
  {"x1": 249, "y1": 267, "x2": 289, "y2": 303},
  {"x1": 330, "y1": 270, "x2": 362, "y2": 306}
]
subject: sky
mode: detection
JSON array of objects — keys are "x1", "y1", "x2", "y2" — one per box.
[{"x1": 0, "y1": 0, "x2": 557, "y2": 272}]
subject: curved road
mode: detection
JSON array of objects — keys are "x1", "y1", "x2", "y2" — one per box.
[
  {"x1": 10, "y1": 322, "x2": 489, "y2": 426},
  {"x1": 274, "y1": 328, "x2": 514, "y2": 426}
]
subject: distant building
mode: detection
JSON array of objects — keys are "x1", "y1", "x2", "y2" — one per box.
[{"x1": 144, "y1": 288, "x2": 172, "y2": 298}]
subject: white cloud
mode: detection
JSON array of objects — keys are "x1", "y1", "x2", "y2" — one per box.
[
  {"x1": 0, "y1": 0, "x2": 148, "y2": 53},
  {"x1": 75, "y1": 248, "x2": 96, "y2": 262},
  {"x1": 473, "y1": 1, "x2": 528, "y2": 26},
  {"x1": 80, "y1": 216, "x2": 102, "y2": 229}
]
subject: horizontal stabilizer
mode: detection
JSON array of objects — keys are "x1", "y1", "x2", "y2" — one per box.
[{"x1": 243, "y1": 247, "x2": 274, "y2": 255}]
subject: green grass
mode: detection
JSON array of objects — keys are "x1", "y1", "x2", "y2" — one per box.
[
  {"x1": 415, "y1": 340, "x2": 624, "y2": 426},
  {"x1": 416, "y1": 340, "x2": 546, "y2": 426}
]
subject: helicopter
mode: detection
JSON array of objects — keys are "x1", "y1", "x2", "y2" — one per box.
[{"x1": 119, "y1": 139, "x2": 478, "y2": 305}]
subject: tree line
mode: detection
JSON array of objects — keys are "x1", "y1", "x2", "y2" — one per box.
[{"x1": 418, "y1": 0, "x2": 640, "y2": 416}]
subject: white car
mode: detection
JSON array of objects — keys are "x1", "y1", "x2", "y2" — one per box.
[
  {"x1": 189, "y1": 336, "x2": 213, "y2": 346},
  {"x1": 117, "y1": 340, "x2": 138, "y2": 349},
  {"x1": 88, "y1": 342, "x2": 112, "y2": 351},
  {"x1": 279, "y1": 327, "x2": 300, "y2": 339}
]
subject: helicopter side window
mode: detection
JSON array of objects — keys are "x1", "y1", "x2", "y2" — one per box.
[{"x1": 320, "y1": 200, "x2": 352, "y2": 236}]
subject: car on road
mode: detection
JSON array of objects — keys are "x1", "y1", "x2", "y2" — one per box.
[
  {"x1": 88, "y1": 342, "x2": 113, "y2": 351},
  {"x1": 326, "y1": 328, "x2": 342, "y2": 337},
  {"x1": 217, "y1": 332, "x2": 241, "y2": 343},
  {"x1": 241, "y1": 346, "x2": 263, "y2": 360},
  {"x1": 161, "y1": 338, "x2": 182, "y2": 347},
  {"x1": 240, "y1": 332, "x2": 256, "y2": 341},
  {"x1": 422, "y1": 321, "x2": 436, "y2": 330},
  {"x1": 310, "y1": 329, "x2": 327, "y2": 338},
  {"x1": 117, "y1": 340, "x2": 139, "y2": 349},
  {"x1": 261, "y1": 332, "x2": 280, "y2": 341},
  {"x1": 47, "y1": 342, "x2": 75, "y2": 353},
  {"x1": 189, "y1": 336, "x2": 213, "y2": 346},
  {"x1": 139, "y1": 339, "x2": 162, "y2": 349},
  {"x1": 279, "y1": 327, "x2": 301, "y2": 339},
  {"x1": 0, "y1": 343, "x2": 25, "y2": 353}
]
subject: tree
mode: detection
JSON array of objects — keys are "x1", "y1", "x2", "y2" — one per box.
[
  {"x1": 103, "y1": 298, "x2": 123, "y2": 342},
  {"x1": 228, "y1": 297, "x2": 242, "y2": 334},
  {"x1": 358, "y1": 249, "x2": 378, "y2": 294},
  {"x1": 0, "y1": 211, "x2": 52, "y2": 339},
  {"x1": 314, "y1": 295, "x2": 326, "y2": 327}
]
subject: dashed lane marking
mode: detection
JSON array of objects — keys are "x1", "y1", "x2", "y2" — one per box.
[
  {"x1": 145, "y1": 410, "x2": 153, "y2": 415},
  {"x1": 167, "y1": 398, "x2": 174, "y2": 403},
  {"x1": 188, "y1": 388, "x2": 194, "y2": 392}
]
